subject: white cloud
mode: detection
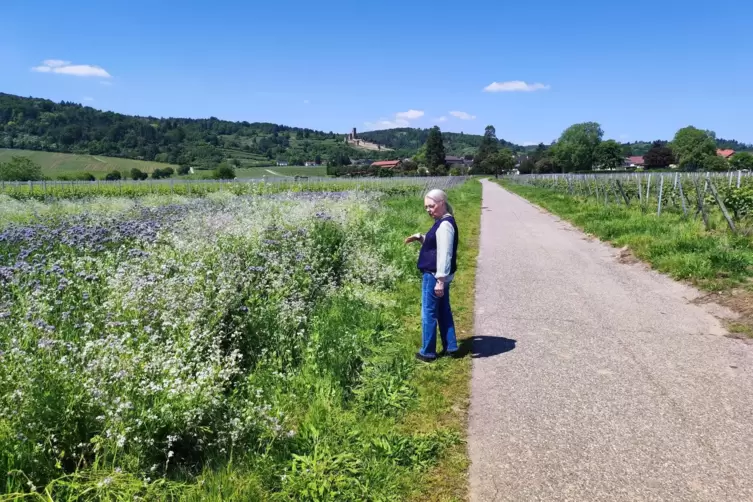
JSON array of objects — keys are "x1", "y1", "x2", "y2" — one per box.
[
  {"x1": 483, "y1": 80, "x2": 550, "y2": 92},
  {"x1": 303, "y1": 99, "x2": 310, "y2": 104},
  {"x1": 43, "y1": 59, "x2": 70, "y2": 68},
  {"x1": 437, "y1": 116, "x2": 448, "y2": 122},
  {"x1": 82, "y1": 96, "x2": 94, "y2": 102},
  {"x1": 365, "y1": 108, "x2": 424, "y2": 129},
  {"x1": 395, "y1": 109, "x2": 424, "y2": 120},
  {"x1": 449, "y1": 110, "x2": 476, "y2": 120},
  {"x1": 364, "y1": 118, "x2": 410, "y2": 130},
  {"x1": 32, "y1": 60, "x2": 112, "y2": 78}
]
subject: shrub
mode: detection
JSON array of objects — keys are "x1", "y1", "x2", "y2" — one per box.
[
  {"x1": 75, "y1": 173, "x2": 96, "y2": 181},
  {"x1": 0, "y1": 156, "x2": 43, "y2": 181},
  {"x1": 130, "y1": 168, "x2": 148, "y2": 180},
  {"x1": 151, "y1": 168, "x2": 173, "y2": 179},
  {"x1": 105, "y1": 170, "x2": 122, "y2": 181},
  {"x1": 213, "y1": 163, "x2": 236, "y2": 180},
  {"x1": 177, "y1": 165, "x2": 191, "y2": 175}
]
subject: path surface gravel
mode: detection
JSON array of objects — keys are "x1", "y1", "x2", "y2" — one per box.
[{"x1": 469, "y1": 180, "x2": 753, "y2": 501}]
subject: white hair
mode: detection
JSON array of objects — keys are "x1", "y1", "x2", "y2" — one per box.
[{"x1": 425, "y1": 189, "x2": 453, "y2": 215}]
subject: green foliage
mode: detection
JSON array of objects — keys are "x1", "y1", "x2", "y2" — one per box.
[
  {"x1": 644, "y1": 141, "x2": 675, "y2": 168},
  {"x1": 553, "y1": 122, "x2": 603, "y2": 172},
  {"x1": 177, "y1": 165, "x2": 191, "y2": 175},
  {"x1": 672, "y1": 126, "x2": 717, "y2": 170},
  {"x1": 0, "y1": 93, "x2": 374, "y2": 170},
  {"x1": 213, "y1": 163, "x2": 236, "y2": 179},
  {"x1": 730, "y1": 152, "x2": 753, "y2": 171},
  {"x1": 480, "y1": 149, "x2": 515, "y2": 175},
  {"x1": 130, "y1": 168, "x2": 148, "y2": 180},
  {"x1": 151, "y1": 167, "x2": 175, "y2": 179},
  {"x1": 0, "y1": 156, "x2": 43, "y2": 181},
  {"x1": 473, "y1": 125, "x2": 500, "y2": 169},
  {"x1": 104, "y1": 170, "x2": 122, "y2": 181},
  {"x1": 595, "y1": 139, "x2": 624, "y2": 170},
  {"x1": 425, "y1": 126, "x2": 446, "y2": 171},
  {"x1": 702, "y1": 155, "x2": 729, "y2": 172}
]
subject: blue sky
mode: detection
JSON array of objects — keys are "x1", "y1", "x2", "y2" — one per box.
[{"x1": 1, "y1": 0, "x2": 752, "y2": 144}]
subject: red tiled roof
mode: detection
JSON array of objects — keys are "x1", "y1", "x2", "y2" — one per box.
[
  {"x1": 717, "y1": 149, "x2": 735, "y2": 158},
  {"x1": 628, "y1": 156, "x2": 644, "y2": 165},
  {"x1": 371, "y1": 160, "x2": 401, "y2": 168}
]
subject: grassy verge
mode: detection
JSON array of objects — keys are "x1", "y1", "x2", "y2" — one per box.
[
  {"x1": 497, "y1": 180, "x2": 753, "y2": 336},
  {"x1": 0, "y1": 182, "x2": 481, "y2": 501}
]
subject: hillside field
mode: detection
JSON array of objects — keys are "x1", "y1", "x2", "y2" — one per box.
[{"x1": 0, "y1": 148, "x2": 179, "y2": 179}]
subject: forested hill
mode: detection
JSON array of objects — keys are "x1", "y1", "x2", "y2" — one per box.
[
  {"x1": 357, "y1": 128, "x2": 524, "y2": 158},
  {"x1": 0, "y1": 93, "x2": 379, "y2": 168}
]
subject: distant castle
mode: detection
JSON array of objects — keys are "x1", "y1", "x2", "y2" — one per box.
[{"x1": 346, "y1": 127, "x2": 357, "y2": 143}]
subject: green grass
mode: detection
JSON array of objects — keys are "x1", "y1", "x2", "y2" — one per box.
[
  {"x1": 234, "y1": 166, "x2": 327, "y2": 178},
  {"x1": 498, "y1": 180, "x2": 753, "y2": 291},
  {"x1": 0, "y1": 148, "x2": 179, "y2": 179},
  {"x1": 0, "y1": 181, "x2": 481, "y2": 501}
]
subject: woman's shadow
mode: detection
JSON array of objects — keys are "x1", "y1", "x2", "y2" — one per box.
[{"x1": 458, "y1": 336, "x2": 516, "y2": 359}]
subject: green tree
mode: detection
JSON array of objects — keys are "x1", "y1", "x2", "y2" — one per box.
[
  {"x1": 595, "y1": 139, "x2": 624, "y2": 170},
  {"x1": 314, "y1": 154, "x2": 322, "y2": 165},
  {"x1": 703, "y1": 155, "x2": 729, "y2": 172},
  {"x1": 534, "y1": 156, "x2": 558, "y2": 174},
  {"x1": 425, "y1": 126, "x2": 446, "y2": 171},
  {"x1": 105, "y1": 170, "x2": 122, "y2": 181},
  {"x1": 0, "y1": 156, "x2": 43, "y2": 181},
  {"x1": 730, "y1": 152, "x2": 753, "y2": 171},
  {"x1": 672, "y1": 126, "x2": 716, "y2": 170},
  {"x1": 553, "y1": 122, "x2": 603, "y2": 172},
  {"x1": 474, "y1": 125, "x2": 499, "y2": 168},
  {"x1": 131, "y1": 168, "x2": 148, "y2": 180},
  {"x1": 643, "y1": 141, "x2": 675, "y2": 168},
  {"x1": 213, "y1": 163, "x2": 236, "y2": 179},
  {"x1": 483, "y1": 149, "x2": 516, "y2": 177}
]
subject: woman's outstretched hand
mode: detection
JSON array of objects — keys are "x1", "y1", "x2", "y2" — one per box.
[{"x1": 404, "y1": 235, "x2": 420, "y2": 244}]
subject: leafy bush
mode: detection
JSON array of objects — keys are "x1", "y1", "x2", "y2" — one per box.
[
  {"x1": 177, "y1": 165, "x2": 191, "y2": 175},
  {"x1": 213, "y1": 163, "x2": 235, "y2": 179},
  {"x1": 0, "y1": 156, "x2": 43, "y2": 181},
  {"x1": 104, "y1": 170, "x2": 122, "y2": 181},
  {"x1": 151, "y1": 167, "x2": 174, "y2": 179},
  {"x1": 130, "y1": 168, "x2": 148, "y2": 180},
  {"x1": 75, "y1": 172, "x2": 96, "y2": 181}
]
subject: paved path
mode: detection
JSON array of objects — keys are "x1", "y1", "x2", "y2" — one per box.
[{"x1": 469, "y1": 180, "x2": 753, "y2": 501}]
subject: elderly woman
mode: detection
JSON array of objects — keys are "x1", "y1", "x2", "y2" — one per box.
[{"x1": 405, "y1": 189, "x2": 460, "y2": 362}]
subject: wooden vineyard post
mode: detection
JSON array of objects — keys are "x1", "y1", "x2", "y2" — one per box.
[
  {"x1": 738, "y1": 170, "x2": 742, "y2": 188},
  {"x1": 637, "y1": 175, "x2": 643, "y2": 207},
  {"x1": 677, "y1": 179, "x2": 689, "y2": 217},
  {"x1": 616, "y1": 180, "x2": 630, "y2": 205},
  {"x1": 657, "y1": 175, "x2": 664, "y2": 216},
  {"x1": 708, "y1": 179, "x2": 736, "y2": 233},
  {"x1": 692, "y1": 176, "x2": 710, "y2": 230},
  {"x1": 645, "y1": 173, "x2": 652, "y2": 201},
  {"x1": 729, "y1": 171, "x2": 734, "y2": 188}
]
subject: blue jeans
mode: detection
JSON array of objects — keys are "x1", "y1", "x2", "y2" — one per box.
[{"x1": 420, "y1": 273, "x2": 458, "y2": 358}]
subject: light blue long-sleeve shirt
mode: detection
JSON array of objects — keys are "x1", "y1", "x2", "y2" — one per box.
[{"x1": 414, "y1": 214, "x2": 455, "y2": 283}]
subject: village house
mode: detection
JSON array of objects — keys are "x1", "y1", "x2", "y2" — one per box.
[
  {"x1": 276, "y1": 160, "x2": 289, "y2": 166},
  {"x1": 717, "y1": 149, "x2": 735, "y2": 159},
  {"x1": 445, "y1": 155, "x2": 472, "y2": 166},
  {"x1": 625, "y1": 156, "x2": 645, "y2": 168},
  {"x1": 370, "y1": 160, "x2": 402, "y2": 169},
  {"x1": 304, "y1": 161, "x2": 318, "y2": 166}
]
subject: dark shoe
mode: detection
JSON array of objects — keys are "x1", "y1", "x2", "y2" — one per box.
[
  {"x1": 415, "y1": 352, "x2": 437, "y2": 363},
  {"x1": 448, "y1": 350, "x2": 463, "y2": 359}
]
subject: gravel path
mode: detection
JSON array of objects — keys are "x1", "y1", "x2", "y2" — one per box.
[{"x1": 469, "y1": 180, "x2": 753, "y2": 501}]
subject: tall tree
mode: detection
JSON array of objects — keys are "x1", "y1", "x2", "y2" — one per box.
[
  {"x1": 595, "y1": 139, "x2": 624, "y2": 170},
  {"x1": 643, "y1": 141, "x2": 675, "y2": 168},
  {"x1": 425, "y1": 126, "x2": 446, "y2": 171},
  {"x1": 474, "y1": 125, "x2": 499, "y2": 169},
  {"x1": 730, "y1": 152, "x2": 753, "y2": 171},
  {"x1": 672, "y1": 126, "x2": 716, "y2": 170},
  {"x1": 483, "y1": 149, "x2": 516, "y2": 178},
  {"x1": 553, "y1": 122, "x2": 603, "y2": 172}
]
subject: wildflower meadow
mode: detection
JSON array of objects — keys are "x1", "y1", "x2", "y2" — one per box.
[{"x1": 0, "y1": 179, "x2": 473, "y2": 501}]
